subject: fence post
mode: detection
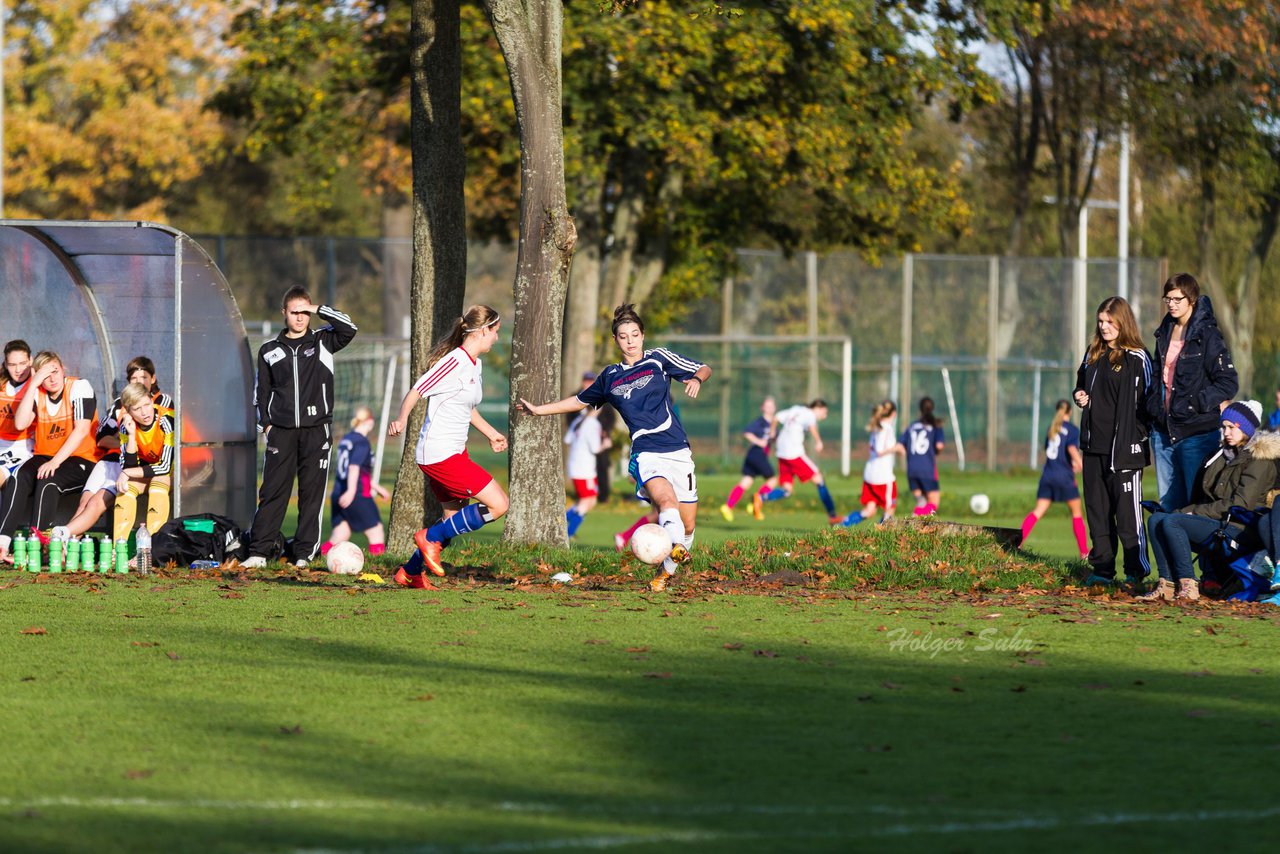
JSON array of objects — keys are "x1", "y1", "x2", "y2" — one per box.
[
  {"x1": 719, "y1": 275, "x2": 733, "y2": 465},
  {"x1": 326, "y1": 236, "x2": 337, "y2": 306},
  {"x1": 807, "y1": 250, "x2": 819, "y2": 400},
  {"x1": 987, "y1": 255, "x2": 999, "y2": 471},
  {"x1": 900, "y1": 254, "x2": 913, "y2": 419}
]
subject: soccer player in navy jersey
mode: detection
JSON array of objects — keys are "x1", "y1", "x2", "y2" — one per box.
[
  {"x1": 719, "y1": 396, "x2": 778, "y2": 522},
  {"x1": 521, "y1": 304, "x2": 712, "y2": 592},
  {"x1": 901, "y1": 397, "x2": 945, "y2": 516},
  {"x1": 1020, "y1": 399, "x2": 1089, "y2": 558}
]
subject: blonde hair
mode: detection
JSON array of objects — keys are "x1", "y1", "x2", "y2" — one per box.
[
  {"x1": 424, "y1": 305, "x2": 501, "y2": 370},
  {"x1": 1087, "y1": 296, "x2": 1145, "y2": 367},
  {"x1": 1047, "y1": 399, "x2": 1071, "y2": 442},
  {"x1": 32, "y1": 351, "x2": 63, "y2": 373},
  {"x1": 349, "y1": 405, "x2": 374, "y2": 429},
  {"x1": 867, "y1": 400, "x2": 896, "y2": 432},
  {"x1": 120, "y1": 382, "x2": 152, "y2": 411}
]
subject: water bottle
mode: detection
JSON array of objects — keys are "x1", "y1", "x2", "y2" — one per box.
[
  {"x1": 136, "y1": 526, "x2": 152, "y2": 577},
  {"x1": 13, "y1": 532, "x2": 26, "y2": 570},
  {"x1": 49, "y1": 537, "x2": 63, "y2": 573},
  {"x1": 115, "y1": 538, "x2": 129, "y2": 574},
  {"x1": 27, "y1": 536, "x2": 41, "y2": 573},
  {"x1": 66, "y1": 537, "x2": 80, "y2": 571},
  {"x1": 80, "y1": 536, "x2": 94, "y2": 572},
  {"x1": 99, "y1": 536, "x2": 113, "y2": 573}
]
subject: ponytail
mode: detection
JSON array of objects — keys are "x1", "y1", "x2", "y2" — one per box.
[
  {"x1": 866, "y1": 399, "x2": 897, "y2": 432},
  {"x1": 349, "y1": 405, "x2": 374, "y2": 429},
  {"x1": 1047, "y1": 399, "x2": 1070, "y2": 442},
  {"x1": 918, "y1": 396, "x2": 941, "y2": 428},
  {"x1": 424, "y1": 305, "x2": 501, "y2": 370}
]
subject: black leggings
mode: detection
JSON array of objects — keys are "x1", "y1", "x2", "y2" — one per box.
[{"x1": 0, "y1": 455, "x2": 93, "y2": 534}]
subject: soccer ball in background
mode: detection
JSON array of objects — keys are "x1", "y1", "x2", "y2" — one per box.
[
  {"x1": 629, "y1": 523, "x2": 673, "y2": 566},
  {"x1": 969, "y1": 493, "x2": 991, "y2": 516},
  {"x1": 326, "y1": 541, "x2": 365, "y2": 575}
]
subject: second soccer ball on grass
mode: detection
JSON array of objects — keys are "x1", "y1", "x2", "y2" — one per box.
[{"x1": 629, "y1": 523, "x2": 673, "y2": 566}]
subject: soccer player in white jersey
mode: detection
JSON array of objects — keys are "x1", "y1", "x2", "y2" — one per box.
[
  {"x1": 564, "y1": 404, "x2": 611, "y2": 538},
  {"x1": 388, "y1": 305, "x2": 509, "y2": 587},
  {"x1": 521, "y1": 304, "x2": 712, "y2": 592},
  {"x1": 756, "y1": 399, "x2": 840, "y2": 524}
]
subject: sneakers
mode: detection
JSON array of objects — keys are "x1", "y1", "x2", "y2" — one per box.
[
  {"x1": 649, "y1": 570, "x2": 673, "y2": 592},
  {"x1": 1083, "y1": 573, "x2": 1115, "y2": 587},
  {"x1": 669, "y1": 543, "x2": 691, "y2": 565},
  {"x1": 912, "y1": 503, "x2": 937, "y2": 517},
  {"x1": 413, "y1": 528, "x2": 447, "y2": 576},
  {"x1": 1176, "y1": 578, "x2": 1200, "y2": 601},
  {"x1": 841, "y1": 511, "x2": 864, "y2": 527},
  {"x1": 1137, "y1": 578, "x2": 1175, "y2": 602},
  {"x1": 719, "y1": 504, "x2": 734, "y2": 523},
  {"x1": 752, "y1": 493, "x2": 765, "y2": 521},
  {"x1": 394, "y1": 566, "x2": 438, "y2": 590},
  {"x1": 614, "y1": 532, "x2": 627, "y2": 553},
  {"x1": 242, "y1": 555, "x2": 267, "y2": 568},
  {"x1": 294, "y1": 559, "x2": 310, "y2": 568},
  {"x1": 828, "y1": 515, "x2": 844, "y2": 526}
]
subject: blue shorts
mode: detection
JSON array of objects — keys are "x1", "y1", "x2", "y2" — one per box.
[
  {"x1": 742, "y1": 448, "x2": 774, "y2": 479},
  {"x1": 331, "y1": 495, "x2": 381, "y2": 532},
  {"x1": 1036, "y1": 479, "x2": 1080, "y2": 502},
  {"x1": 908, "y1": 475, "x2": 939, "y2": 493}
]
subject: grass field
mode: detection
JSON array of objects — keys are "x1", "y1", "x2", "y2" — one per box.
[{"x1": 3, "y1": 467, "x2": 1276, "y2": 852}]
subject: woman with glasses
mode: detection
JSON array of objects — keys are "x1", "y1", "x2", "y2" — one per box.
[{"x1": 1145, "y1": 273, "x2": 1238, "y2": 512}]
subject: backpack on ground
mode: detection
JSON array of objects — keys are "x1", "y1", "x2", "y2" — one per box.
[{"x1": 153, "y1": 514, "x2": 248, "y2": 566}]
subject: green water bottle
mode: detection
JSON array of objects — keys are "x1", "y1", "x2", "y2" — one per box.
[
  {"x1": 12, "y1": 532, "x2": 26, "y2": 570},
  {"x1": 98, "y1": 536, "x2": 112, "y2": 573},
  {"x1": 49, "y1": 538, "x2": 63, "y2": 573},
  {"x1": 79, "y1": 536, "x2": 94, "y2": 572},
  {"x1": 27, "y1": 537, "x2": 41, "y2": 573},
  {"x1": 115, "y1": 538, "x2": 129, "y2": 574},
  {"x1": 66, "y1": 537, "x2": 80, "y2": 571}
]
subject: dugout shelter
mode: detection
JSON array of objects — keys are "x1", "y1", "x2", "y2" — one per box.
[{"x1": 0, "y1": 220, "x2": 256, "y2": 524}]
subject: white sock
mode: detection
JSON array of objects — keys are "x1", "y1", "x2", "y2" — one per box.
[
  {"x1": 683, "y1": 530, "x2": 695, "y2": 550},
  {"x1": 659, "y1": 558, "x2": 678, "y2": 574},
  {"x1": 0, "y1": 534, "x2": 9, "y2": 552},
  {"x1": 657, "y1": 507, "x2": 685, "y2": 547}
]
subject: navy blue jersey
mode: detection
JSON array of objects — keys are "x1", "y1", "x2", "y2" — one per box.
[
  {"x1": 900, "y1": 420, "x2": 944, "y2": 480},
  {"x1": 577, "y1": 348, "x2": 704, "y2": 454},
  {"x1": 1040, "y1": 422, "x2": 1080, "y2": 486},
  {"x1": 744, "y1": 416, "x2": 771, "y2": 445},
  {"x1": 333, "y1": 430, "x2": 373, "y2": 498}
]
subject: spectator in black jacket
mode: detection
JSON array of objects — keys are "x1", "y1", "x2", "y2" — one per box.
[
  {"x1": 1074, "y1": 296, "x2": 1154, "y2": 589},
  {"x1": 244, "y1": 287, "x2": 357, "y2": 567},
  {"x1": 1146, "y1": 273, "x2": 1238, "y2": 512}
]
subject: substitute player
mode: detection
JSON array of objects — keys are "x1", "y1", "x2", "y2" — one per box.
[
  {"x1": 756, "y1": 399, "x2": 840, "y2": 525},
  {"x1": 720, "y1": 396, "x2": 778, "y2": 522},
  {"x1": 0, "y1": 341, "x2": 34, "y2": 560},
  {"x1": 108, "y1": 382, "x2": 175, "y2": 541},
  {"x1": 521, "y1": 303, "x2": 712, "y2": 592},
  {"x1": 564, "y1": 405, "x2": 611, "y2": 538},
  {"x1": 388, "y1": 305, "x2": 508, "y2": 587},
  {"x1": 321, "y1": 406, "x2": 390, "y2": 557},
  {"x1": 1020, "y1": 399, "x2": 1089, "y2": 558}
]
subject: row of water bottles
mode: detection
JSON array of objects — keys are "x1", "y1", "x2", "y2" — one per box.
[{"x1": 12, "y1": 526, "x2": 152, "y2": 575}]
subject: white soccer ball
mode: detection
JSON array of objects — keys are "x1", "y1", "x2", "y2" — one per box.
[
  {"x1": 326, "y1": 541, "x2": 365, "y2": 575},
  {"x1": 969, "y1": 493, "x2": 991, "y2": 516},
  {"x1": 629, "y1": 523, "x2": 673, "y2": 566}
]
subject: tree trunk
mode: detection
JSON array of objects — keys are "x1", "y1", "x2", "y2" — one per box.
[
  {"x1": 561, "y1": 168, "x2": 603, "y2": 395},
  {"x1": 485, "y1": 0, "x2": 577, "y2": 545},
  {"x1": 1217, "y1": 179, "x2": 1280, "y2": 396},
  {"x1": 624, "y1": 168, "x2": 682, "y2": 309},
  {"x1": 387, "y1": 0, "x2": 469, "y2": 552}
]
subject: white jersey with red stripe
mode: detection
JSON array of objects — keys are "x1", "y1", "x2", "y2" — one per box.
[
  {"x1": 774, "y1": 405, "x2": 816, "y2": 460},
  {"x1": 411, "y1": 347, "x2": 484, "y2": 465}
]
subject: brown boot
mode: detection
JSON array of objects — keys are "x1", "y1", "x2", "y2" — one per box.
[
  {"x1": 1137, "y1": 579, "x2": 1175, "y2": 602},
  {"x1": 1176, "y1": 578, "x2": 1200, "y2": 601}
]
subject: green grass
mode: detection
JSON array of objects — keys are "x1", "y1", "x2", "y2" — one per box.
[
  {"x1": 1, "y1": 571, "x2": 1278, "y2": 852},
  {"x1": 4, "y1": 466, "x2": 1259, "y2": 851}
]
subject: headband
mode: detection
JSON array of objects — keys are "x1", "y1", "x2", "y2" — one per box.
[{"x1": 464, "y1": 314, "x2": 501, "y2": 333}]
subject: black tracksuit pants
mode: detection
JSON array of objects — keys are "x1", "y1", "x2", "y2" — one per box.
[
  {"x1": 249, "y1": 424, "x2": 332, "y2": 562},
  {"x1": 1081, "y1": 452, "x2": 1151, "y2": 580},
  {"x1": 0, "y1": 455, "x2": 93, "y2": 534}
]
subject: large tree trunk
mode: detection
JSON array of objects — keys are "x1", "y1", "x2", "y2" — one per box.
[
  {"x1": 387, "y1": 0, "x2": 469, "y2": 552},
  {"x1": 624, "y1": 168, "x2": 682, "y2": 308},
  {"x1": 561, "y1": 168, "x2": 603, "y2": 395},
  {"x1": 1214, "y1": 179, "x2": 1280, "y2": 396},
  {"x1": 485, "y1": 0, "x2": 577, "y2": 545}
]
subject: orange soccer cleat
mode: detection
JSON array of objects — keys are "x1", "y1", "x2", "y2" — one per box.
[{"x1": 412, "y1": 528, "x2": 447, "y2": 577}]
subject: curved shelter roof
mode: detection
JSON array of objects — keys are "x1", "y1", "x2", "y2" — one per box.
[{"x1": 0, "y1": 220, "x2": 256, "y2": 525}]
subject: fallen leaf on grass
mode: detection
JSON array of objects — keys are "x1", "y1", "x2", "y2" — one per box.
[
  {"x1": 279, "y1": 725, "x2": 304, "y2": 735},
  {"x1": 626, "y1": 646, "x2": 650, "y2": 653},
  {"x1": 19, "y1": 627, "x2": 46, "y2": 635},
  {"x1": 411, "y1": 694, "x2": 434, "y2": 702},
  {"x1": 857, "y1": 694, "x2": 873, "y2": 702},
  {"x1": 124, "y1": 769, "x2": 154, "y2": 780},
  {"x1": 220, "y1": 592, "x2": 245, "y2": 600},
  {"x1": 583, "y1": 638, "x2": 608, "y2": 645},
  {"x1": 1011, "y1": 685, "x2": 1027, "y2": 693},
  {"x1": 754, "y1": 650, "x2": 778, "y2": 658},
  {"x1": 723, "y1": 643, "x2": 743, "y2": 651},
  {"x1": 881, "y1": 681, "x2": 902, "y2": 690},
  {"x1": 643, "y1": 672, "x2": 671, "y2": 679},
  {"x1": 1185, "y1": 669, "x2": 1213, "y2": 678},
  {"x1": 131, "y1": 641, "x2": 159, "y2": 647},
  {"x1": 20, "y1": 676, "x2": 35, "y2": 682},
  {"x1": 252, "y1": 627, "x2": 279, "y2": 633},
  {"x1": 165, "y1": 651, "x2": 181, "y2": 660}
]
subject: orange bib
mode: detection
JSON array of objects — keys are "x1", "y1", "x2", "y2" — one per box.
[
  {"x1": 33, "y1": 377, "x2": 99, "y2": 461},
  {"x1": 0, "y1": 379, "x2": 32, "y2": 441}
]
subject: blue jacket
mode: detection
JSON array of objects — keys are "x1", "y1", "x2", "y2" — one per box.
[{"x1": 1146, "y1": 295, "x2": 1238, "y2": 443}]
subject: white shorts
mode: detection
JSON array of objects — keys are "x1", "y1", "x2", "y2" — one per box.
[
  {"x1": 84, "y1": 459, "x2": 123, "y2": 495},
  {"x1": 631, "y1": 448, "x2": 698, "y2": 503},
  {"x1": 0, "y1": 438, "x2": 32, "y2": 478}
]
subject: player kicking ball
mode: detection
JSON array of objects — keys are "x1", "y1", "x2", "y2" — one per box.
[{"x1": 521, "y1": 304, "x2": 711, "y2": 592}]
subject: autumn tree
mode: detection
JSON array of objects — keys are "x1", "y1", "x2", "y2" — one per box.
[{"x1": 5, "y1": 0, "x2": 228, "y2": 220}]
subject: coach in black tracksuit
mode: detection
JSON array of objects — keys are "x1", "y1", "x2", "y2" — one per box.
[
  {"x1": 1073, "y1": 296, "x2": 1155, "y2": 587},
  {"x1": 246, "y1": 287, "x2": 357, "y2": 566}
]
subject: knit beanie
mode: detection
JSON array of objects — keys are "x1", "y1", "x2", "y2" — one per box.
[{"x1": 1222, "y1": 400, "x2": 1263, "y2": 439}]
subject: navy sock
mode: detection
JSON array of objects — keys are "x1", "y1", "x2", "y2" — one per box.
[
  {"x1": 764, "y1": 487, "x2": 788, "y2": 502},
  {"x1": 817, "y1": 484, "x2": 835, "y2": 515},
  {"x1": 426, "y1": 504, "x2": 492, "y2": 544}
]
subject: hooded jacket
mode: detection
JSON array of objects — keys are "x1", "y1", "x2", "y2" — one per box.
[
  {"x1": 1147, "y1": 295, "x2": 1238, "y2": 442},
  {"x1": 1182, "y1": 430, "x2": 1280, "y2": 518},
  {"x1": 1075, "y1": 346, "x2": 1154, "y2": 472}
]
